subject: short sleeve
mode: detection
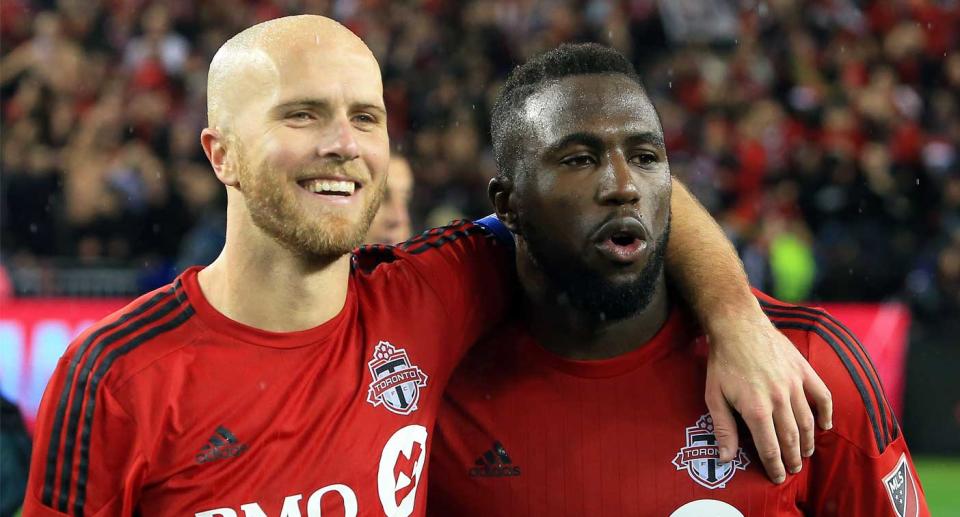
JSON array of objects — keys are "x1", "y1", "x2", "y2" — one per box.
[
  {"x1": 806, "y1": 433, "x2": 930, "y2": 516},
  {"x1": 24, "y1": 350, "x2": 147, "y2": 516},
  {"x1": 798, "y1": 318, "x2": 930, "y2": 517},
  {"x1": 758, "y1": 296, "x2": 931, "y2": 516}
]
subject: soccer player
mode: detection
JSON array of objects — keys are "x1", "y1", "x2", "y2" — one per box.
[
  {"x1": 25, "y1": 17, "x2": 828, "y2": 517},
  {"x1": 428, "y1": 44, "x2": 929, "y2": 516}
]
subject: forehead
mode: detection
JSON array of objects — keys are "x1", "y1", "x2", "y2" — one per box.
[
  {"x1": 521, "y1": 74, "x2": 660, "y2": 144},
  {"x1": 273, "y1": 45, "x2": 383, "y2": 105}
]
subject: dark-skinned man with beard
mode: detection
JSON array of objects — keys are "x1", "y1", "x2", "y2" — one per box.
[{"x1": 428, "y1": 44, "x2": 930, "y2": 517}]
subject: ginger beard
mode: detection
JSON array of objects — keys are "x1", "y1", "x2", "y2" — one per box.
[{"x1": 234, "y1": 144, "x2": 385, "y2": 259}]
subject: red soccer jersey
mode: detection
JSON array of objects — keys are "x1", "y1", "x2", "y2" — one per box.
[
  {"x1": 429, "y1": 291, "x2": 930, "y2": 517},
  {"x1": 24, "y1": 220, "x2": 511, "y2": 517}
]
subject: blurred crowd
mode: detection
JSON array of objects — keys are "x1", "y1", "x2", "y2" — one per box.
[{"x1": 1, "y1": 0, "x2": 958, "y2": 319}]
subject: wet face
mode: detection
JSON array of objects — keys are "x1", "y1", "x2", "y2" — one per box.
[
  {"x1": 509, "y1": 74, "x2": 671, "y2": 319},
  {"x1": 228, "y1": 38, "x2": 390, "y2": 258},
  {"x1": 367, "y1": 156, "x2": 413, "y2": 245}
]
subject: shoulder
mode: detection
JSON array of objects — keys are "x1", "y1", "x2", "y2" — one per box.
[
  {"x1": 61, "y1": 277, "x2": 197, "y2": 392},
  {"x1": 754, "y1": 290, "x2": 899, "y2": 456},
  {"x1": 351, "y1": 218, "x2": 511, "y2": 275}
]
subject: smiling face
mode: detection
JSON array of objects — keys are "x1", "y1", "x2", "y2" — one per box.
[
  {"x1": 506, "y1": 73, "x2": 672, "y2": 319},
  {"x1": 207, "y1": 17, "x2": 390, "y2": 259}
]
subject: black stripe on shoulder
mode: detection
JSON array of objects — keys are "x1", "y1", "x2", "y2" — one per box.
[
  {"x1": 42, "y1": 284, "x2": 177, "y2": 507},
  {"x1": 761, "y1": 301, "x2": 895, "y2": 453},
  {"x1": 401, "y1": 220, "x2": 489, "y2": 255},
  {"x1": 399, "y1": 226, "x2": 447, "y2": 250},
  {"x1": 761, "y1": 300, "x2": 897, "y2": 445},
  {"x1": 399, "y1": 219, "x2": 488, "y2": 255},
  {"x1": 815, "y1": 306, "x2": 901, "y2": 441},
  {"x1": 72, "y1": 304, "x2": 195, "y2": 516},
  {"x1": 54, "y1": 281, "x2": 187, "y2": 512}
]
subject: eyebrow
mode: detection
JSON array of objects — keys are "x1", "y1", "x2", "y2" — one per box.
[
  {"x1": 545, "y1": 130, "x2": 665, "y2": 155},
  {"x1": 271, "y1": 98, "x2": 387, "y2": 117},
  {"x1": 544, "y1": 132, "x2": 605, "y2": 155},
  {"x1": 625, "y1": 131, "x2": 666, "y2": 150}
]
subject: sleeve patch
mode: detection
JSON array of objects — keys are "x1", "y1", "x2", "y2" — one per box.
[{"x1": 883, "y1": 453, "x2": 920, "y2": 517}]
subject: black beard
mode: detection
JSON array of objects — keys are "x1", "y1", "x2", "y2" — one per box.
[{"x1": 520, "y1": 216, "x2": 670, "y2": 321}]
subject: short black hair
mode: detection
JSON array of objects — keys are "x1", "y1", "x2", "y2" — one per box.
[{"x1": 490, "y1": 43, "x2": 647, "y2": 180}]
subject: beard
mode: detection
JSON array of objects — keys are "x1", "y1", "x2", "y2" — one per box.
[
  {"x1": 520, "y1": 215, "x2": 670, "y2": 321},
  {"x1": 236, "y1": 152, "x2": 383, "y2": 260}
]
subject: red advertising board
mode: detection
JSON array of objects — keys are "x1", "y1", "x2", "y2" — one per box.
[{"x1": 0, "y1": 298, "x2": 911, "y2": 433}]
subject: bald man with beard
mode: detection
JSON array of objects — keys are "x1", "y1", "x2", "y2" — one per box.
[{"x1": 25, "y1": 16, "x2": 830, "y2": 517}]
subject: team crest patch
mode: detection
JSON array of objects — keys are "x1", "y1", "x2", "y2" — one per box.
[
  {"x1": 366, "y1": 341, "x2": 428, "y2": 416},
  {"x1": 672, "y1": 414, "x2": 750, "y2": 489},
  {"x1": 883, "y1": 453, "x2": 919, "y2": 517}
]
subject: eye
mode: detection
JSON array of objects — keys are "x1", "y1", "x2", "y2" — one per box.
[
  {"x1": 631, "y1": 152, "x2": 658, "y2": 167},
  {"x1": 352, "y1": 112, "x2": 378, "y2": 125},
  {"x1": 288, "y1": 111, "x2": 315, "y2": 123},
  {"x1": 560, "y1": 155, "x2": 597, "y2": 168}
]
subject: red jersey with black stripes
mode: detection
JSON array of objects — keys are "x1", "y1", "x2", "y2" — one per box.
[
  {"x1": 24, "y1": 220, "x2": 513, "y2": 517},
  {"x1": 429, "y1": 291, "x2": 929, "y2": 517}
]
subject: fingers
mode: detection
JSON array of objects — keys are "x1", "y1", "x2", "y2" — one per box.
[
  {"x1": 792, "y1": 387, "x2": 816, "y2": 458},
  {"x1": 742, "y1": 404, "x2": 785, "y2": 484},
  {"x1": 706, "y1": 393, "x2": 739, "y2": 462},
  {"x1": 805, "y1": 365, "x2": 833, "y2": 430},
  {"x1": 774, "y1": 398, "x2": 803, "y2": 476}
]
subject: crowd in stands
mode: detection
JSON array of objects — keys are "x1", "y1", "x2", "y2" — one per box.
[{"x1": 1, "y1": 0, "x2": 958, "y2": 321}]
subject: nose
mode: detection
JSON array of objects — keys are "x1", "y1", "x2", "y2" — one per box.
[
  {"x1": 597, "y1": 153, "x2": 640, "y2": 206},
  {"x1": 317, "y1": 116, "x2": 360, "y2": 162}
]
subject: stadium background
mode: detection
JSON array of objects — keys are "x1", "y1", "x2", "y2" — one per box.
[{"x1": 0, "y1": 0, "x2": 957, "y2": 514}]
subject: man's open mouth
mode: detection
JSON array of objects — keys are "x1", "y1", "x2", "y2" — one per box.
[
  {"x1": 298, "y1": 178, "x2": 360, "y2": 196},
  {"x1": 593, "y1": 218, "x2": 650, "y2": 263}
]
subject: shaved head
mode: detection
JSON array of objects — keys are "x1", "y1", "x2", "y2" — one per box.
[
  {"x1": 207, "y1": 15, "x2": 380, "y2": 131},
  {"x1": 201, "y1": 15, "x2": 391, "y2": 260}
]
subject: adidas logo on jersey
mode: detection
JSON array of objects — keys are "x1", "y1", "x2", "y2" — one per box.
[
  {"x1": 469, "y1": 441, "x2": 521, "y2": 477},
  {"x1": 196, "y1": 425, "x2": 249, "y2": 464}
]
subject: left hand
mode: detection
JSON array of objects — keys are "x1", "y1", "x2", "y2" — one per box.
[{"x1": 705, "y1": 316, "x2": 833, "y2": 484}]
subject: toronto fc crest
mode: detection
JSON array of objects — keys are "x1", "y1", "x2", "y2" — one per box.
[
  {"x1": 672, "y1": 413, "x2": 750, "y2": 489},
  {"x1": 366, "y1": 341, "x2": 428, "y2": 416}
]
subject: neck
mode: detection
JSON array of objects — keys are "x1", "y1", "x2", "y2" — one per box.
[
  {"x1": 519, "y1": 256, "x2": 670, "y2": 360},
  {"x1": 197, "y1": 216, "x2": 351, "y2": 333}
]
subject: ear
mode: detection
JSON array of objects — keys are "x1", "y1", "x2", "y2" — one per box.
[
  {"x1": 201, "y1": 127, "x2": 239, "y2": 188},
  {"x1": 488, "y1": 176, "x2": 520, "y2": 234}
]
